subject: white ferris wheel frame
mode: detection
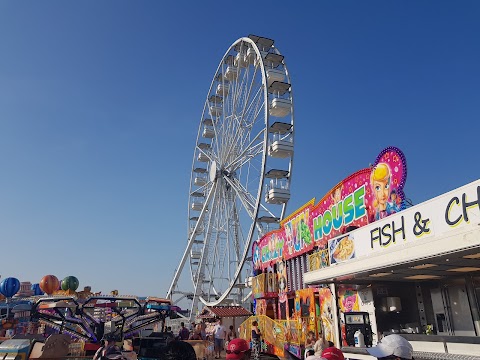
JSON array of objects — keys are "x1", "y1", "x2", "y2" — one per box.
[{"x1": 167, "y1": 36, "x2": 294, "y2": 315}]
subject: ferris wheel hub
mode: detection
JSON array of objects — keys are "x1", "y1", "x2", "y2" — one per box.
[{"x1": 209, "y1": 161, "x2": 217, "y2": 182}]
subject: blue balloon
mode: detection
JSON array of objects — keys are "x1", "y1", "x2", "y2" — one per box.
[
  {"x1": 0, "y1": 277, "x2": 20, "y2": 298},
  {"x1": 31, "y1": 283, "x2": 44, "y2": 296}
]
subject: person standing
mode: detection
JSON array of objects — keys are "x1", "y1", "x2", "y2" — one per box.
[
  {"x1": 200, "y1": 321, "x2": 207, "y2": 340},
  {"x1": 366, "y1": 334, "x2": 414, "y2": 360},
  {"x1": 251, "y1": 320, "x2": 261, "y2": 360},
  {"x1": 178, "y1": 322, "x2": 190, "y2": 340},
  {"x1": 213, "y1": 319, "x2": 227, "y2": 359},
  {"x1": 189, "y1": 325, "x2": 203, "y2": 340},
  {"x1": 227, "y1": 325, "x2": 237, "y2": 346}
]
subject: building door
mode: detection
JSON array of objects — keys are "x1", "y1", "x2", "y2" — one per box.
[
  {"x1": 430, "y1": 285, "x2": 475, "y2": 336},
  {"x1": 448, "y1": 285, "x2": 476, "y2": 336}
]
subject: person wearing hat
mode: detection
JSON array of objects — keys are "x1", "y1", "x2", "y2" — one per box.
[
  {"x1": 93, "y1": 334, "x2": 122, "y2": 360},
  {"x1": 226, "y1": 338, "x2": 251, "y2": 360},
  {"x1": 366, "y1": 334, "x2": 414, "y2": 360},
  {"x1": 321, "y1": 346, "x2": 345, "y2": 360}
]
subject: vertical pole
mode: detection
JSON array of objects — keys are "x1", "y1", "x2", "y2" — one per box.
[{"x1": 329, "y1": 284, "x2": 341, "y2": 348}]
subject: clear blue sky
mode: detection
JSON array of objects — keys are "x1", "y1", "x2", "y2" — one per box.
[{"x1": 0, "y1": 1, "x2": 478, "y2": 297}]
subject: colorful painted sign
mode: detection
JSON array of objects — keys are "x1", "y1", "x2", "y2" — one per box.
[
  {"x1": 318, "y1": 288, "x2": 335, "y2": 342},
  {"x1": 304, "y1": 179, "x2": 480, "y2": 286},
  {"x1": 329, "y1": 234, "x2": 355, "y2": 265},
  {"x1": 282, "y1": 199, "x2": 315, "y2": 260},
  {"x1": 294, "y1": 289, "x2": 316, "y2": 344},
  {"x1": 312, "y1": 146, "x2": 407, "y2": 248},
  {"x1": 345, "y1": 179, "x2": 479, "y2": 259},
  {"x1": 277, "y1": 260, "x2": 287, "y2": 294},
  {"x1": 338, "y1": 288, "x2": 360, "y2": 313},
  {"x1": 253, "y1": 229, "x2": 285, "y2": 268},
  {"x1": 252, "y1": 274, "x2": 265, "y2": 298},
  {"x1": 253, "y1": 147, "x2": 407, "y2": 270}
]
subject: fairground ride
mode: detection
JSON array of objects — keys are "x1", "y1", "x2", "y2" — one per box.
[{"x1": 166, "y1": 35, "x2": 295, "y2": 320}]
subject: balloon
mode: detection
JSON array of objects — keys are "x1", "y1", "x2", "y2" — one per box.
[
  {"x1": 31, "y1": 283, "x2": 44, "y2": 296},
  {"x1": 0, "y1": 277, "x2": 20, "y2": 298},
  {"x1": 39, "y1": 275, "x2": 60, "y2": 295},
  {"x1": 61, "y1": 276, "x2": 79, "y2": 291}
]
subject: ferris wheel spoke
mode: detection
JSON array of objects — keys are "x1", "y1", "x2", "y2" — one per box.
[
  {"x1": 225, "y1": 129, "x2": 265, "y2": 172},
  {"x1": 223, "y1": 176, "x2": 256, "y2": 219},
  {"x1": 244, "y1": 95, "x2": 265, "y2": 129},
  {"x1": 241, "y1": 86, "x2": 263, "y2": 124},
  {"x1": 227, "y1": 198, "x2": 244, "y2": 282},
  {"x1": 223, "y1": 72, "x2": 261, "y2": 164},
  {"x1": 210, "y1": 186, "x2": 228, "y2": 272},
  {"x1": 190, "y1": 181, "x2": 214, "y2": 197},
  {"x1": 257, "y1": 201, "x2": 279, "y2": 218},
  {"x1": 235, "y1": 180, "x2": 260, "y2": 215},
  {"x1": 197, "y1": 143, "x2": 218, "y2": 165},
  {"x1": 223, "y1": 118, "x2": 260, "y2": 171},
  {"x1": 230, "y1": 59, "x2": 247, "y2": 113},
  {"x1": 231, "y1": 68, "x2": 246, "y2": 116},
  {"x1": 228, "y1": 144, "x2": 263, "y2": 177},
  {"x1": 240, "y1": 64, "x2": 259, "y2": 117}
]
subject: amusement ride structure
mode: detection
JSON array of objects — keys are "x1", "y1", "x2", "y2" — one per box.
[{"x1": 166, "y1": 35, "x2": 295, "y2": 319}]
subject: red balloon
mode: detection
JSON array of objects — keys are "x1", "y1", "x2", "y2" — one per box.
[{"x1": 40, "y1": 275, "x2": 60, "y2": 295}]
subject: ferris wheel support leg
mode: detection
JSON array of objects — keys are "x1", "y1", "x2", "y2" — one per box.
[{"x1": 166, "y1": 183, "x2": 217, "y2": 300}]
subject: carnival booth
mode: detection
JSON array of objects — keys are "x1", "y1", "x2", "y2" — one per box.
[
  {"x1": 241, "y1": 147, "x2": 409, "y2": 358},
  {"x1": 197, "y1": 305, "x2": 252, "y2": 336},
  {"x1": 304, "y1": 178, "x2": 480, "y2": 359},
  {"x1": 241, "y1": 146, "x2": 480, "y2": 360}
]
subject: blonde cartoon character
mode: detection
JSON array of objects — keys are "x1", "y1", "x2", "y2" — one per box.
[
  {"x1": 331, "y1": 184, "x2": 343, "y2": 208},
  {"x1": 371, "y1": 163, "x2": 391, "y2": 221}
]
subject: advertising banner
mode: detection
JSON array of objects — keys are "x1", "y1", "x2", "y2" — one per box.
[
  {"x1": 318, "y1": 288, "x2": 335, "y2": 342},
  {"x1": 253, "y1": 146, "x2": 408, "y2": 271},
  {"x1": 337, "y1": 288, "x2": 360, "y2": 313},
  {"x1": 282, "y1": 199, "x2": 315, "y2": 260},
  {"x1": 348, "y1": 179, "x2": 480, "y2": 260},
  {"x1": 312, "y1": 146, "x2": 407, "y2": 248}
]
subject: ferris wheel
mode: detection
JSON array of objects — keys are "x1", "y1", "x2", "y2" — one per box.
[{"x1": 166, "y1": 35, "x2": 294, "y2": 317}]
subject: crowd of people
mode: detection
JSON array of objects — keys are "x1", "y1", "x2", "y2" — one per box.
[
  {"x1": 93, "y1": 318, "x2": 414, "y2": 360},
  {"x1": 175, "y1": 319, "x2": 414, "y2": 360}
]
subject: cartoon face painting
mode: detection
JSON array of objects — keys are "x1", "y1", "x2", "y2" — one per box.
[
  {"x1": 371, "y1": 163, "x2": 391, "y2": 220},
  {"x1": 332, "y1": 185, "x2": 343, "y2": 205}
]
